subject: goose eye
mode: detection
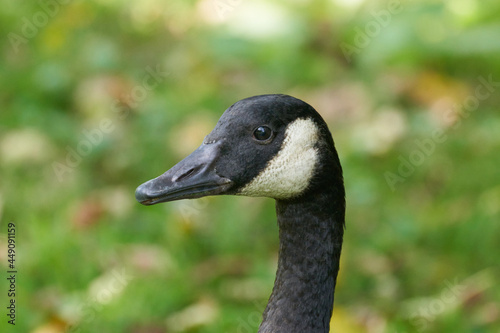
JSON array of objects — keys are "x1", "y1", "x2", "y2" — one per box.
[{"x1": 253, "y1": 126, "x2": 273, "y2": 141}]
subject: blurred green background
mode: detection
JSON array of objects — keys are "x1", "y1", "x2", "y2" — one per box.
[{"x1": 1, "y1": 0, "x2": 499, "y2": 332}]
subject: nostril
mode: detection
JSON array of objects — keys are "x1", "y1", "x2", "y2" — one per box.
[{"x1": 174, "y1": 166, "x2": 200, "y2": 182}]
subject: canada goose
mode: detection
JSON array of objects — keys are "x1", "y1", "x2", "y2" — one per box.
[{"x1": 135, "y1": 94, "x2": 345, "y2": 332}]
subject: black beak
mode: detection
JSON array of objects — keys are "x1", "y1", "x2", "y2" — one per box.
[{"x1": 135, "y1": 141, "x2": 233, "y2": 205}]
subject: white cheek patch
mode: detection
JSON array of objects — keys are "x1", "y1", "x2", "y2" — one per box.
[{"x1": 238, "y1": 118, "x2": 319, "y2": 199}]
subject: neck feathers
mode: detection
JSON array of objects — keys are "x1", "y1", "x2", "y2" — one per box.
[{"x1": 259, "y1": 185, "x2": 345, "y2": 333}]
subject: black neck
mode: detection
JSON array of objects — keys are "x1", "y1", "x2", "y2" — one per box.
[{"x1": 258, "y1": 187, "x2": 345, "y2": 333}]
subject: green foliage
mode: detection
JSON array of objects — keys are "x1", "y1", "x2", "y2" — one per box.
[{"x1": 1, "y1": 0, "x2": 499, "y2": 332}]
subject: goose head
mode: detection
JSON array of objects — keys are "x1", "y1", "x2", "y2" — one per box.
[
  {"x1": 135, "y1": 94, "x2": 345, "y2": 332},
  {"x1": 135, "y1": 94, "x2": 342, "y2": 204}
]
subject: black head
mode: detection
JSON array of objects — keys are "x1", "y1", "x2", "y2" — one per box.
[{"x1": 135, "y1": 94, "x2": 343, "y2": 205}]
